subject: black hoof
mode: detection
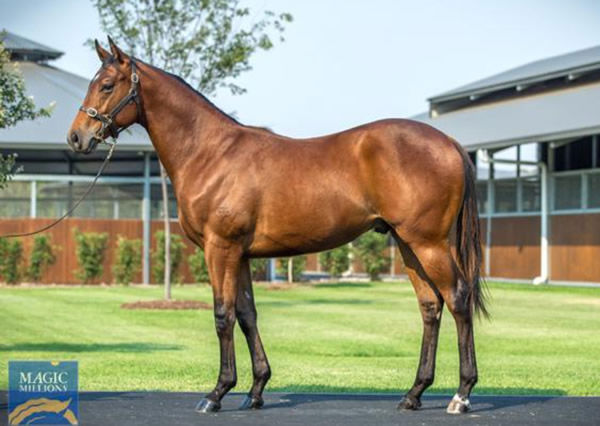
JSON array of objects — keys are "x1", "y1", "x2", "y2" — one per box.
[
  {"x1": 195, "y1": 398, "x2": 221, "y2": 413},
  {"x1": 240, "y1": 395, "x2": 264, "y2": 410},
  {"x1": 446, "y1": 393, "x2": 471, "y2": 414},
  {"x1": 397, "y1": 394, "x2": 421, "y2": 410}
]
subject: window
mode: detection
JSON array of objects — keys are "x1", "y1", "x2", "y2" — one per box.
[
  {"x1": 554, "y1": 137, "x2": 593, "y2": 172},
  {"x1": 587, "y1": 173, "x2": 600, "y2": 208},
  {"x1": 151, "y1": 184, "x2": 178, "y2": 220},
  {"x1": 0, "y1": 181, "x2": 30, "y2": 218},
  {"x1": 37, "y1": 182, "x2": 143, "y2": 219},
  {"x1": 494, "y1": 180, "x2": 517, "y2": 213},
  {"x1": 521, "y1": 177, "x2": 541, "y2": 212},
  {"x1": 554, "y1": 175, "x2": 581, "y2": 210}
]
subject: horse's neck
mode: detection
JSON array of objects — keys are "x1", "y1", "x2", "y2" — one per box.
[{"x1": 137, "y1": 64, "x2": 237, "y2": 183}]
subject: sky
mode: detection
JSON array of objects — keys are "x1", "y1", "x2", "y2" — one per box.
[{"x1": 1, "y1": 0, "x2": 599, "y2": 138}]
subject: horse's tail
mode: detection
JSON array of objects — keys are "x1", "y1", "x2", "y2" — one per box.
[{"x1": 453, "y1": 141, "x2": 489, "y2": 319}]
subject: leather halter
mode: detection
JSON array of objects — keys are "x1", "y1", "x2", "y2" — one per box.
[{"x1": 79, "y1": 59, "x2": 141, "y2": 140}]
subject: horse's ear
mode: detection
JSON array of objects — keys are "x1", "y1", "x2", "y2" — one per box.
[
  {"x1": 94, "y1": 39, "x2": 111, "y2": 62},
  {"x1": 107, "y1": 35, "x2": 126, "y2": 63}
]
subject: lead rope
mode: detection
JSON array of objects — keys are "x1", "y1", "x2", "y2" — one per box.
[{"x1": 0, "y1": 141, "x2": 117, "y2": 238}]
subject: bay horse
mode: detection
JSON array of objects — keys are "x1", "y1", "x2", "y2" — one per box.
[{"x1": 68, "y1": 37, "x2": 486, "y2": 415}]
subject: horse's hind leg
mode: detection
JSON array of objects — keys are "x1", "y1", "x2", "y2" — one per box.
[
  {"x1": 396, "y1": 238, "x2": 445, "y2": 410},
  {"x1": 397, "y1": 237, "x2": 478, "y2": 414},
  {"x1": 236, "y1": 258, "x2": 271, "y2": 409}
]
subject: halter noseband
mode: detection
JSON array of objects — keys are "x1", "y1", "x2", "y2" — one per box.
[{"x1": 79, "y1": 59, "x2": 141, "y2": 141}]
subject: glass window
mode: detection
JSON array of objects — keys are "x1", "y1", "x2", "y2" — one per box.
[
  {"x1": 520, "y1": 143, "x2": 539, "y2": 177},
  {"x1": 0, "y1": 181, "x2": 30, "y2": 217},
  {"x1": 554, "y1": 137, "x2": 593, "y2": 172},
  {"x1": 493, "y1": 146, "x2": 517, "y2": 178},
  {"x1": 37, "y1": 181, "x2": 143, "y2": 219},
  {"x1": 476, "y1": 181, "x2": 488, "y2": 214},
  {"x1": 587, "y1": 173, "x2": 600, "y2": 208},
  {"x1": 521, "y1": 177, "x2": 541, "y2": 212},
  {"x1": 151, "y1": 184, "x2": 178, "y2": 220},
  {"x1": 554, "y1": 175, "x2": 581, "y2": 210},
  {"x1": 494, "y1": 179, "x2": 517, "y2": 213}
]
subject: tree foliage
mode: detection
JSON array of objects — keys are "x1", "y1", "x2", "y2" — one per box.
[
  {"x1": 188, "y1": 246, "x2": 210, "y2": 283},
  {"x1": 74, "y1": 230, "x2": 109, "y2": 283},
  {"x1": 0, "y1": 35, "x2": 52, "y2": 187},
  {"x1": 27, "y1": 235, "x2": 56, "y2": 282},
  {"x1": 319, "y1": 245, "x2": 350, "y2": 278},
  {"x1": 91, "y1": 0, "x2": 292, "y2": 95},
  {"x1": 112, "y1": 236, "x2": 142, "y2": 285},
  {"x1": 152, "y1": 230, "x2": 184, "y2": 283},
  {"x1": 0, "y1": 237, "x2": 24, "y2": 284},
  {"x1": 277, "y1": 256, "x2": 306, "y2": 282},
  {"x1": 353, "y1": 232, "x2": 390, "y2": 281}
]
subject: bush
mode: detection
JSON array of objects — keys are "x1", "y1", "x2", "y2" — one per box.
[
  {"x1": 250, "y1": 258, "x2": 269, "y2": 281},
  {"x1": 353, "y1": 232, "x2": 390, "y2": 281},
  {"x1": 112, "y1": 236, "x2": 142, "y2": 285},
  {"x1": 0, "y1": 237, "x2": 23, "y2": 284},
  {"x1": 188, "y1": 247, "x2": 210, "y2": 283},
  {"x1": 277, "y1": 256, "x2": 306, "y2": 282},
  {"x1": 74, "y1": 229, "x2": 109, "y2": 283},
  {"x1": 152, "y1": 230, "x2": 184, "y2": 284},
  {"x1": 319, "y1": 245, "x2": 350, "y2": 277},
  {"x1": 27, "y1": 235, "x2": 56, "y2": 282}
]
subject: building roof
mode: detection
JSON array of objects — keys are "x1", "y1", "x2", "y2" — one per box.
[
  {"x1": 0, "y1": 61, "x2": 152, "y2": 151},
  {"x1": 430, "y1": 45, "x2": 600, "y2": 102},
  {"x1": 414, "y1": 80, "x2": 600, "y2": 151},
  {"x1": 1, "y1": 31, "x2": 64, "y2": 61}
]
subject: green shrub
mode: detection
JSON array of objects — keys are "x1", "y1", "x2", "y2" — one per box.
[
  {"x1": 0, "y1": 237, "x2": 23, "y2": 284},
  {"x1": 250, "y1": 258, "x2": 269, "y2": 281},
  {"x1": 74, "y1": 229, "x2": 109, "y2": 283},
  {"x1": 27, "y1": 235, "x2": 56, "y2": 282},
  {"x1": 152, "y1": 230, "x2": 184, "y2": 284},
  {"x1": 112, "y1": 236, "x2": 142, "y2": 285},
  {"x1": 319, "y1": 245, "x2": 350, "y2": 277},
  {"x1": 353, "y1": 232, "x2": 390, "y2": 281},
  {"x1": 277, "y1": 256, "x2": 306, "y2": 282},
  {"x1": 188, "y1": 247, "x2": 210, "y2": 283}
]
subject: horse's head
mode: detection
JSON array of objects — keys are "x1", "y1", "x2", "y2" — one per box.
[{"x1": 68, "y1": 37, "x2": 140, "y2": 153}]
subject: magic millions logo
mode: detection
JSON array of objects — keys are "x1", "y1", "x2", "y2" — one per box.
[{"x1": 8, "y1": 361, "x2": 78, "y2": 425}]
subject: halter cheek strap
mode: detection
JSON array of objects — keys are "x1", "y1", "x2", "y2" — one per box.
[{"x1": 79, "y1": 59, "x2": 141, "y2": 141}]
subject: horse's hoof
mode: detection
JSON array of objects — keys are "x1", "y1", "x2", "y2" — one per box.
[
  {"x1": 239, "y1": 395, "x2": 264, "y2": 410},
  {"x1": 397, "y1": 394, "x2": 421, "y2": 410},
  {"x1": 446, "y1": 393, "x2": 471, "y2": 414},
  {"x1": 195, "y1": 398, "x2": 221, "y2": 413}
]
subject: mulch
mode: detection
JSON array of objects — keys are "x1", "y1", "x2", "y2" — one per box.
[{"x1": 121, "y1": 300, "x2": 212, "y2": 310}]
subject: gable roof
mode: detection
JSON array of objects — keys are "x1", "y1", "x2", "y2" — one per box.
[
  {"x1": 1, "y1": 31, "x2": 64, "y2": 61},
  {"x1": 430, "y1": 45, "x2": 600, "y2": 102}
]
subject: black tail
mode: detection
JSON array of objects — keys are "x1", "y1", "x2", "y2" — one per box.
[{"x1": 453, "y1": 142, "x2": 489, "y2": 318}]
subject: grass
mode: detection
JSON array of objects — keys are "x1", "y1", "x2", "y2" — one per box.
[{"x1": 1, "y1": 281, "x2": 599, "y2": 396}]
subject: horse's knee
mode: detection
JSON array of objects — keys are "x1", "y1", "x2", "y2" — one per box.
[{"x1": 236, "y1": 308, "x2": 257, "y2": 334}]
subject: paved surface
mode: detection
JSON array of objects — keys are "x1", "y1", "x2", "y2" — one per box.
[{"x1": 1, "y1": 392, "x2": 599, "y2": 425}]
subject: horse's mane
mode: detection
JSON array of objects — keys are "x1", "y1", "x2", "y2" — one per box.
[{"x1": 164, "y1": 70, "x2": 242, "y2": 126}]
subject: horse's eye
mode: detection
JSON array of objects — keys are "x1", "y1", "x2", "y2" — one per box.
[{"x1": 101, "y1": 83, "x2": 114, "y2": 93}]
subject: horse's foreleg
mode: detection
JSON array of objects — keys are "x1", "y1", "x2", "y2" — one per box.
[
  {"x1": 196, "y1": 243, "x2": 242, "y2": 413},
  {"x1": 236, "y1": 258, "x2": 271, "y2": 409},
  {"x1": 396, "y1": 239, "x2": 444, "y2": 410}
]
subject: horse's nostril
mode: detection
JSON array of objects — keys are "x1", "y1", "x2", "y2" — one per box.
[{"x1": 71, "y1": 132, "x2": 79, "y2": 144}]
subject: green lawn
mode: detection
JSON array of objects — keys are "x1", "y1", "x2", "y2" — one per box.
[{"x1": 1, "y1": 281, "x2": 599, "y2": 396}]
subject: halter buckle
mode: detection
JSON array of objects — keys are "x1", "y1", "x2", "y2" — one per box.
[
  {"x1": 86, "y1": 107, "x2": 98, "y2": 118},
  {"x1": 131, "y1": 73, "x2": 139, "y2": 84}
]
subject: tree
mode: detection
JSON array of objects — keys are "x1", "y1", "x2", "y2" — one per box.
[
  {"x1": 91, "y1": 0, "x2": 292, "y2": 299},
  {"x1": 0, "y1": 35, "x2": 52, "y2": 188},
  {"x1": 353, "y1": 232, "x2": 390, "y2": 281},
  {"x1": 319, "y1": 245, "x2": 350, "y2": 278}
]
